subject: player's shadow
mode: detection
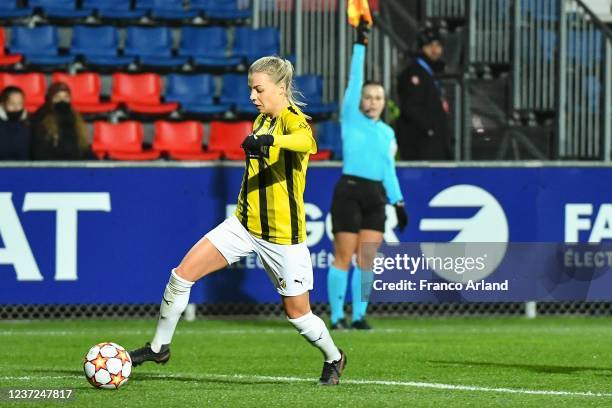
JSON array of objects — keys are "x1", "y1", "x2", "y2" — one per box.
[
  {"x1": 427, "y1": 359, "x2": 612, "y2": 374},
  {"x1": 28, "y1": 368, "x2": 291, "y2": 386}
]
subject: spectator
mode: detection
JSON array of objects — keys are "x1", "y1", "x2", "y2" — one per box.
[
  {"x1": 0, "y1": 86, "x2": 30, "y2": 160},
  {"x1": 395, "y1": 27, "x2": 452, "y2": 160},
  {"x1": 30, "y1": 82, "x2": 90, "y2": 160}
]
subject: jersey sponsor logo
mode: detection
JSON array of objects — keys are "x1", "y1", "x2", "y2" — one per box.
[{"x1": 418, "y1": 185, "x2": 509, "y2": 282}]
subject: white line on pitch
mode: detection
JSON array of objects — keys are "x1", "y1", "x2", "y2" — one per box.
[
  {"x1": 1, "y1": 372, "x2": 611, "y2": 398},
  {"x1": 2, "y1": 326, "x2": 612, "y2": 336}
]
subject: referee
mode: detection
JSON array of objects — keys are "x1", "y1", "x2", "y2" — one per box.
[{"x1": 327, "y1": 19, "x2": 408, "y2": 330}]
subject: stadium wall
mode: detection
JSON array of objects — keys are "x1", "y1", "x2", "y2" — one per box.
[{"x1": 1, "y1": 162, "x2": 611, "y2": 317}]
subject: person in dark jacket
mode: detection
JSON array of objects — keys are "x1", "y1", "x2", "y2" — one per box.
[
  {"x1": 30, "y1": 82, "x2": 90, "y2": 160},
  {"x1": 0, "y1": 86, "x2": 30, "y2": 160},
  {"x1": 395, "y1": 28, "x2": 452, "y2": 160}
]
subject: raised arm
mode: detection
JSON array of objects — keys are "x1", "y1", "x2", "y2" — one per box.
[{"x1": 341, "y1": 43, "x2": 366, "y2": 120}]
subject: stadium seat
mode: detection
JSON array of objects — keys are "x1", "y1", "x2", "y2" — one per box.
[
  {"x1": 111, "y1": 73, "x2": 178, "y2": 115},
  {"x1": 568, "y1": 30, "x2": 603, "y2": 63},
  {"x1": 233, "y1": 27, "x2": 280, "y2": 64},
  {"x1": 153, "y1": 121, "x2": 221, "y2": 160},
  {"x1": 137, "y1": 0, "x2": 198, "y2": 21},
  {"x1": 0, "y1": 73, "x2": 46, "y2": 112},
  {"x1": 71, "y1": 25, "x2": 133, "y2": 67},
  {"x1": 521, "y1": 0, "x2": 559, "y2": 21},
  {"x1": 0, "y1": 27, "x2": 22, "y2": 66},
  {"x1": 92, "y1": 121, "x2": 160, "y2": 160},
  {"x1": 220, "y1": 74, "x2": 258, "y2": 115},
  {"x1": 192, "y1": 0, "x2": 252, "y2": 21},
  {"x1": 83, "y1": 0, "x2": 147, "y2": 20},
  {"x1": 208, "y1": 121, "x2": 252, "y2": 160},
  {"x1": 178, "y1": 27, "x2": 242, "y2": 68},
  {"x1": 310, "y1": 150, "x2": 332, "y2": 161},
  {"x1": 294, "y1": 75, "x2": 338, "y2": 116},
  {"x1": 0, "y1": 1, "x2": 32, "y2": 19},
  {"x1": 165, "y1": 74, "x2": 229, "y2": 115},
  {"x1": 51, "y1": 72, "x2": 118, "y2": 114},
  {"x1": 317, "y1": 121, "x2": 342, "y2": 159},
  {"x1": 9, "y1": 26, "x2": 75, "y2": 66},
  {"x1": 124, "y1": 26, "x2": 188, "y2": 68},
  {"x1": 29, "y1": 0, "x2": 91, "y2": 19}
]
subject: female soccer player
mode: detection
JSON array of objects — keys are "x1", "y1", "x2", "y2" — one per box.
[
  {"x1": 130, "y1": 57, "x2": 347, "y2": 386},
  {"x1": 327, "y1": 20, "x2": 408, "y2": 330}
]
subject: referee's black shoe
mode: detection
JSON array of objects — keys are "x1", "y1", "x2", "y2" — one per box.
[
  {"x1": 331, "y1": 318, "x2": 349, "y2": 330},
  {"x1": 351, "y1": 319, "x2": 372, "y2": 330},
  {"x1": 318, "y1": 349, "x2": 347, "y2": 386},
  {"x1": 129, "y1": 342, "x2": 170, "y2": 367}
]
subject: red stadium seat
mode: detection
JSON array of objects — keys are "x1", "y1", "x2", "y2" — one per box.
[
  {"x1": 153, "y1": 121, "x2": 221, "y2": 161},
  {"x1": 111, "y1": 73, "x2": 178, "y2": 115},
  {"x1": 52, "y1": 72, "x2": 119, "y2": 114},
  {"x1": 0, "y1": 73, "x2": 45, "y2": 112},
  {"x1": 310, "y1": 150, "x2": 332, "y2": 161},
  {"x1": 92, "y1": 121, "x2": 160, "y2": 160},
  {"x1": 208, "y1": 121, "x2": 252, "y2": 160},
  {"x1": 0, "y1": 27, "x2": 22, "y2": 66}
]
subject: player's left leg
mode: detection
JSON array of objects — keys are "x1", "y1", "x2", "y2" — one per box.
[
  {"x1": 351, "y1": 229, "x2": 383, "y2": 330},
  {"x1": 283, "y1": 293, "x2": 347, "y2": 385},
  {"x1": 255, "y1": 237, "x2": 346, "y2": 385}
]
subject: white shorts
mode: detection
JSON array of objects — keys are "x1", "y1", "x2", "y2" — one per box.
[{"x1": 205, "y1": 215, "x2": 314, "y2": 297}]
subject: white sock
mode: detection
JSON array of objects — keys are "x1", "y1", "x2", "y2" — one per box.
[
  {"x1": 150, "y1": 269, "x2": 194, "y2": 352},
  {"x1": 288, "y1": 311, "x2": 341, "y2": 363}
]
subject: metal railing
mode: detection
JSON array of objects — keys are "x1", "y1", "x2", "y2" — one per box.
[
  {"x1": 425, "y1": 0, "x2": 467, "y2": 19},
  {"x1": 512, "y1": 0, "x2": 558, "y2": 113},
  {"x1": 557, "y1": 0, "x2": 612, "y2": 160},
  {"x1": 252, "y1": 0, "x2": 401, "y2": 106}
]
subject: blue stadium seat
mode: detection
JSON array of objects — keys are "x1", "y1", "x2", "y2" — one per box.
[
  {"x1": 317, "y1": 121, "x2": 342, "y2": 159},
  {"x1": 166, "y1": 74, "x2": 229, "y2": 115},
  {"x1": 191, "y1": 0, "x2": 251, "y2": 21},
  {"x1": 136, "y1": 0, "x2": 198, "y2": 20},
  {"x1": 0, "y1": 1, "x2": 32, "y2": 19},
  {"x1": 29, "y1": 0, "x2": 91, "y2": 19},
  {"x1": 124, "y1": 26, "x2": 188, "y2": 68},
  {"x1": 521, "y1": 0, "x2": 559, "y2": 21},
  {"x1": 294, "y1": 75, "x2": 338, "y2": 116},
  {"x1": 83, "y1": 0, "x2": 147, "y2": 20},
  {"x1": 568, "y1": 30, "x2": 603, "y2": 63},
  {"x1": 179, "y1": 27, "x2": 242, "y2": 68},
  {"x1": 233, "y1": 27, "x2": 280, "y2": 64},
  {"x1": 536, "y1": 29, "x2": 556, "y2": 61},
  {"x1": 220, "y1": 74, "x2": 257, "y2": 114},
  {"x1": 9, "y1": 25, "x2": 74, "y2": 66},
  {"x1": 71, "y1": 25, "x2": 133, "y2": 67}
]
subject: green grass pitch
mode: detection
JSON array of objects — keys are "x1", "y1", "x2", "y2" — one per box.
[{"x1": 1, "y1": 317, "x2": 612, "y2": 407}]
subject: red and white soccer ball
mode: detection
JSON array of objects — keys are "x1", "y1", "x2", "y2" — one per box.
[{"x1": 83, "y1": 342, "x2": 132, "y2": 389}]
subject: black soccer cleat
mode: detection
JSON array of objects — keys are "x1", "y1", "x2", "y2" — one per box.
[
  {"x1": 351, "y1": 319, "x2": 372, "y2": 330},
  {"x1": 128, "y1": 342, "x2": 171, "y2": 367},
  {"x1": 318, "y1": 349, "x2": 347, "y2": 386},
  {"x1": 331, "y1": 318, "x2": 349, "y2": 330}
]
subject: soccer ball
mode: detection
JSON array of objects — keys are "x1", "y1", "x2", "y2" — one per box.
[{"x1": 83, "y1": 342, "x2": 132, "y2": 389}]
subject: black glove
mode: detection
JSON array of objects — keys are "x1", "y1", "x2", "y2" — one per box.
[
  {"x1": 356, "y1": 17, "x2": 370, "y2": 46},
  {"x1": 394, "y1": 201, "x2": 408, "y2": 232},
  {"x1": 241, "y1": 134, "x2": 274, "y2": 152}
]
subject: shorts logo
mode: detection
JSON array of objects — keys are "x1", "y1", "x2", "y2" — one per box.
[
  {"x1": 278, "y1": 277, "x2": 286, "y2": 289},
  {"x1": 419, "y1": 185, "x2": 509, "y2": 283}
]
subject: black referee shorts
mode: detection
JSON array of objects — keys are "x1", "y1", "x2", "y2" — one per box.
[{"x1": 330, "y1": 175, "x2": 387, "y2": 234}]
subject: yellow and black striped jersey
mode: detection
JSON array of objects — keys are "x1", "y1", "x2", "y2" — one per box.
[{"x1": 235, "y1": 105, "x2": 317, "y2": 245}]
